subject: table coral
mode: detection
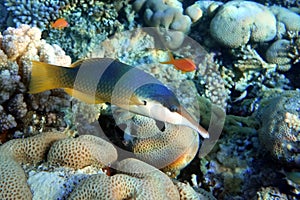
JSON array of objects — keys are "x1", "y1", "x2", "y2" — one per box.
[
  {"x1": 209, "y1": 1, "x2": 276, "y2": 48},
  {"x1": 256, "y1": 91, "x2": 300, "y2": 166},
  {"x1": 47, "y1": 135, "x2": 118, "y2": 169}
]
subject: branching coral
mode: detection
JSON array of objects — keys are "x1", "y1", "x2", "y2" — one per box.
[
  {"x1": 4, "y1": 0, "x2": 60, "y2": 29},
  {"x1": 0, "y1": 25, "x2": 74, "y2": 137}
]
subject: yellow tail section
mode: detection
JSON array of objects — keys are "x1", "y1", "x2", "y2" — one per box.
[{"x1": 28, "y1": 61, "x2": 64, "y2": 94}]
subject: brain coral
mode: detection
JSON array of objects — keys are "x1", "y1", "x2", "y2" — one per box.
[
  {"x1": 0, "y1": 155, "x2": 32, "y2": 200},
  {"x1": 256, "y1": 91, "x2": 300, "y2": 166},
  {"x1": 0, "y1": 132, "x2": 68, "y2": 164},
  {"x1": 114, "y1": 111, "x2": 199, "y2": 177},
  {"x1": 47, "y1": 135, "x2": 118, "y2": 169},
  {"x1": 68, "y1": 158, "x2": 180, "y2": 199},
  {"x1": 0, "y1": 132, "x2": 67, "y2": 199},
  {"x1": 210, "y1": 1, "x2": 276, "y2": 48}
]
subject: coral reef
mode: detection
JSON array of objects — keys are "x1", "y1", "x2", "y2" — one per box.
[
  {"x1": 132, "y1": 0, "x2": 195, "y2": 49},
  {"x1": 209, "y1": 1, "x2": 276, "y2": 48},
  {"x1": 256, "y1": 90, "x2": 300, "y2": 166},
  {"x1": 0, "y1": 155, "x2": 32, "y2": 200},
  {"x1": 4, "y1": 0, "x2": 60, "y2": 29},
  {"x1": 265, "y1": 39, "x2": 292, "y2": 71},
  {"x1": 69, "y1": 158, "x2": 180, "y2": 199},
  {"x1": 0, "y1": 132, "x2": 66, "y2": 199},
  {"x1": 47, "y1": 135, "x2": 118, "y2": 169},
  {"x1": 270, "y1": 5, "x2": 300, "y2": 35},
  {"x1": 114, "y1": 110, "x2": 199, "y2": 177},
  {"x1": 0, "y1": 132, "x2": 207, "y2": 199}
]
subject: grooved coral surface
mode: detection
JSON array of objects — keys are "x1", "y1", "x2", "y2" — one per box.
[
  {"x1": 0, "y1": 155, "x2": 32, "y2": 200},
  {"x1": 47, "y1": 135, "x2": 118, "y2": 169},
  {"x1": 0, "y1": 132, "x2": 68, "y2": 164},
  {"x1": 69, "y1": 158, "x2": 180, "y2": 199},
  {"x1": 115, "y1": 112, "x2": 199, "y2": 176},
  {"x1": 210, "y1": 1, "x2": 276, "y2": 48}
]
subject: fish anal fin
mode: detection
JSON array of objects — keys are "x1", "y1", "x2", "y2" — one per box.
[{"x1": 64, "y1": 88, "x2": 103, "y2": 104}]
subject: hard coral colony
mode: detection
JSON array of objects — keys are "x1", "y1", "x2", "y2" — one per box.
[{"x1": 1, "y1": 0, "x2": 300, "y2": 199}]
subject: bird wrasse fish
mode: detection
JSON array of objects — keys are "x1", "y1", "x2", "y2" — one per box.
[
  {"x1": 29, "y1": 58, "x2": 209, "y2": 138},
  {"x1": 160, "y1": 52, "x2": 197, "y2": 73},
  {"x1": 51, "y1": 18, "x2": 68, "y2": 29}
]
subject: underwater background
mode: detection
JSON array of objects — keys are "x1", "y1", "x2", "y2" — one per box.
[{"x1": 0, "y1": 0, "x2": 300, "y2": 199}]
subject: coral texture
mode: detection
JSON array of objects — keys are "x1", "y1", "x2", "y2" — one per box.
[
  {"x1": 133, "y1": 0, "x2": 192, "y2": 49},
  {"x1": 4, "y1": 0, "x2": 60, "y2": 29},
  {"x1": 265, "y1": 39, "x2": 292, "y2": 71},
  {"x1": 210, "y1": 1, "x2": 276, "y2": 48},
  {"x1": 0, "y1": 132, "x2": 68, "y2": 164},
  {"x1": 256, "y1": 91, "x2": 300, "y2": 166},
  {"x1": 0, "y1": 155, "x2": 32, "y2": 200},
  {"x1": 0, "y1": 25, "x2": 73, "y2": 137},
  {"x1": 115, "y1": 111, "x2": 199, "y2": 176},
  {"x1": 270, "y1": 5, "x2": 300, "y2": 34},
  {"x1": 0, "y1": 132, "x2": 67, "y2": 199},
  {"x1": 47, "y1": 135, "x2": 118, "y2": 169}
]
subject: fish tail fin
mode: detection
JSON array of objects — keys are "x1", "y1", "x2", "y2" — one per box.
[{"x1": 28, "y1": 61, "x2": 65, "y2": 94}]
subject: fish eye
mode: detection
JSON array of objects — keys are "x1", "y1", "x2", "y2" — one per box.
[
  {"x1": 169, "y1": 105, "x2": 178, "y2": 112},
  {"x1": 143, "y1": 100, "x2": 147, "y2": 105}
]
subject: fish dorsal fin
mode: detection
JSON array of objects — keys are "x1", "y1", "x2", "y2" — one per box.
[
  {"x1": 69, "y1": 59, "x2": 85, "y2": 68},
  {"x1": 64, "y1": 88, "x2": 104, "y2": 104}
]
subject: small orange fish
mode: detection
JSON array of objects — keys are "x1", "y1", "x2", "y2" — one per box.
[
  {"x1": 160, "y1": 52, "x2": 197, "y2": 73},
  {"x1": 51, "y1": 18, "x2": 69, "y2": 30}
]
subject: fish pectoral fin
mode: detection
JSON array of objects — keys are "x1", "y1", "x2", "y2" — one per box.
[
  {"x1": 64, "y1": 88, "x2": 104, "y2": 104},
  {"x1": 69, "y1": 59, "x2": 85, "y2": 68},
  {"x1": 129, "y1": 95, "x2": 145, "y2": 105}
]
